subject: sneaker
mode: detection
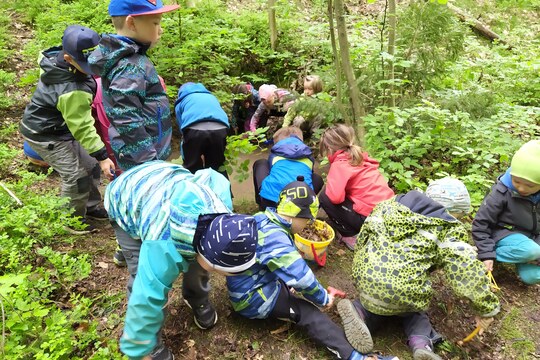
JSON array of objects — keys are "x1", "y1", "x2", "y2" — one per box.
[
  {"x1": 64, "y1": 219, "x2": 98, "y2": 235},
  {"x1": 183, "y1": 299, "x2": 218, "y2": 330},
  {"x1": 149, "y1": 343, "x2": 174, "y2": 360},
  {"x1": 338, "y1": 299, "x2": 374, "y2": 353},
  {"x1": 340, "y1": 235, "x2": 357, "y2": 251},
  {"x1": 86, "y1": 207, "x2": 109, "y2": 221},
  {"x1": 412, "y1": 348, "x2": 442, "y2": 360},
  {"x1": 349, "y1": 351, "x2": 400, "y2": 360},
  {"x1": 113, "y1": 245, "x2": 127, "y2": 267}
]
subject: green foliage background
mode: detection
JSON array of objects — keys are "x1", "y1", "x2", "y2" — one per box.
[{"x1": 0, "y1": 0, "x2": 539, "y2": 358}]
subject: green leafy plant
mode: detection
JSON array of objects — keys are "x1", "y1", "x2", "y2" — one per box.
[{"x1": 223, "y1": 128, "x2": 268, "y2": 182}]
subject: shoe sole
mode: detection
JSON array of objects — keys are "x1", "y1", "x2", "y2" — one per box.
[
  {"x1": 86, "y1": 215, "x2": 109, "y2": 221},
  {"x1": 337, "y1": 299, "x2": 374, "y2": 353},
  {"x1": 63, "y1": 226, "x2": 98, "y2": 235},
  {"x1": 183, "y1": 299, "x2": 218, "y2": 330},
  {"x1": 413, "y1": 349, "x2": 442, "y2": 360}
]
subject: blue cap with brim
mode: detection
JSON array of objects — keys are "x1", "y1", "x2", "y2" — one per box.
[
  {"x1": 62, "y1": 25, "x2": 100, "y2": 75},
  {"x1": 109, "y1": 0, "x2": 180, "y2": 17}
]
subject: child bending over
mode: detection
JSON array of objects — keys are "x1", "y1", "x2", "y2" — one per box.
[
  {"x1": 319, "y1": 124, "x2": 394, "y2": 250},
  {"x1": 338, "y1": 178, "x2": 499, "y2": 360},
  {"x1": 198, "y1": 179, "x2": 398, "y2": 360},
  {"x1": 252, "y1": 126, "x2": 323, "y2": 210}
]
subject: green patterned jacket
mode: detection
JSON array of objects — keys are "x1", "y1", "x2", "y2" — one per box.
[{"x1": 352, "y1": 191, "x2": 500, "y2": 317}]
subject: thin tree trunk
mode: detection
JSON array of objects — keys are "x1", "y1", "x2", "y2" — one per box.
[
  {"x1": 268, "y1": 0, "x2": 278, "y2": 51},
  {"x1": 334, "y1": 0, "x2": 365, "y2": 146},
  {"x1": 387, "y1": 0, "x2": 396, "y2": 107},
  {"x1": 327, "y1": 0, "x2": 349, "y2": 124}
]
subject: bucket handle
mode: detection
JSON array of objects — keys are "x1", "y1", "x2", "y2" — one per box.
[{"x1": 311, "y1": 243, "x2": 326, "y2": 267}]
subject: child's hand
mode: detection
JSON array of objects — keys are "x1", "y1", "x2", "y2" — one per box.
[
  {"x1": 483, "y1": 259, "x2": 494, "y2": 272},
  {"x1": 475, "y1": 316, "x2": 494, "y2": 335},
  {"x1": 99, "y1": 158, "x2": 116, "y2": 181},
  {"x1": 326, "y1": 292, "x2": 335, "y2": 309}
]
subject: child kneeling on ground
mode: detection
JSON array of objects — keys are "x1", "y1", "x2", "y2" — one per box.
[
  {"x1": 253, "y1": 126, "x2": 323, "y2": 210},
  {"x1": 338, "y1": 178, "x2": 500, "y2": 360},
  {"x1": 196, "y1": 178, "x2": 398, "y2": 360},
  {"x1": 319, "y1": 124, "x2": 394, "y2": 251},
  {"x1": 472, "y1": 139, "x2": 540, "y2": 285}
]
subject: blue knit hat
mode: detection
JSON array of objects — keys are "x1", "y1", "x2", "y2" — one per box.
[{"x1": 194, "y1": 214, "x2": 258, "y2": 273}]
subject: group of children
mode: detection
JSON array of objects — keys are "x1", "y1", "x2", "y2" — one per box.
[{"x1": 18, "y1": 0, "x2": 540, "y2": 359}]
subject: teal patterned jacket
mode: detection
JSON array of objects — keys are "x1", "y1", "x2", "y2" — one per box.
[
  {"x1": 105, "y1": 161, "x2": 232, "y2": 359},
  {"x1": 352, "y1": 191, "x2": 500, "y2": 318},
  {"x1": 89, "y1": 35, "x2": 171, "y2": 170}
]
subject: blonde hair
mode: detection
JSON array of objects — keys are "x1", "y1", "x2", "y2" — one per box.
[
  {"x1": 304, "y1": 75, "x2": 323, "y2": 94},
  {"x1": 319, "y1": 124, "x2": 363, "y2": 166},
  {"x1": 273, "y1": 126, "x2": 303, "y2": 143},
  {"x1": 111, "y1": 16, "x2": 127, "y2": 30}
]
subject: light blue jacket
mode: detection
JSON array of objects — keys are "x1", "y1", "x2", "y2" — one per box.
[
  {"x1": 105, "y1": 161, "x2": 233, "y2": 359},
  {"x1": 174, "y1": 82, "x2": 229, "y2": 131},
  {"x1": 227, "y1": 209, "x2": 329, "y2": 319},
  {"x1": 260, "y1": 136, "x2": 315, "y2": 203}
]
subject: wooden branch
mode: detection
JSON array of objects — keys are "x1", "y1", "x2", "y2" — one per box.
[{"x1": 447, "y1": 3, "x2": 512, "y2": 49}]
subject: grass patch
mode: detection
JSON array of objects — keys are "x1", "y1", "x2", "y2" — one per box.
[{"x1": 499, "y1": 308, "x2": 536, "y2": 358}]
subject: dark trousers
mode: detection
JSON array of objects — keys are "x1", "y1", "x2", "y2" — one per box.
[
  {"x1": 112, "y1": 222, "x2": 210, "y2": 307},
  {"x1": 182, "y1": 127, "x2": 228, "y2": 179},
  {"x1": 252, "y1": 158, "x2": 324, "y2": 211},
  {"x1": 352, "y1": 300, "x2": 442, "y2": 350},
  {"x1": 270, "y1": 285, "x2": 354, "y2": 359},
  {"x1": 319, "y1": 188, "x2": 366, "y2": 237}
]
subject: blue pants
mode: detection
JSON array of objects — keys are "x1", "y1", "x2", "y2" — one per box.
[{"x1": 496, "y1": 233, "x2": 540, "y2": 285}]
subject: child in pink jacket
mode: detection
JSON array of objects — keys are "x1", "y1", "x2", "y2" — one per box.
[{"x1": 319, "y1": 124, "x2": 394, "y2": 250}]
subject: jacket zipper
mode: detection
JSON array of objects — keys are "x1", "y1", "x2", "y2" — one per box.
[
  {"x1": 532, "y1": 203, "x2": 538, "y2": 235},
  {"x1": 157, "y1": 104, "x2": 162, "y2": 145}
]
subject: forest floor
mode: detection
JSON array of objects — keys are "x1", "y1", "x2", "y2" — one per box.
[{"x1": 3, "y1": 7, "x2": 540, "y2": 360}]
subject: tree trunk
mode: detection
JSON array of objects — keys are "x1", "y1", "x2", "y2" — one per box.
[
  {"x1": 387, "y1": 0, "x2": 397, "y2": 107},
  {"x1": 327, "y1": 0, "x2": 349, "y2": 124},
  {"x1": 268, "y1": 0, "x2": 278, "y2": 51},
  {"x1": 334, "y1": 0, "x2": 365, "y2": 146}
]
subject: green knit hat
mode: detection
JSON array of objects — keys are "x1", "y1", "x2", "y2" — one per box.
[{"x1": 510, "y1": 140, "x2": 540, "y2": 185}]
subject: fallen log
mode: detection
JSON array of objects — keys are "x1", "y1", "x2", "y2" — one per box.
[{"x1": 447, "y1": 3, "x2": 512, "y2": 49}]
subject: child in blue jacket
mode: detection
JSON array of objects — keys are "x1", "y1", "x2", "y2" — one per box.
[
  {"x1": 472, "y1": 140, "x2": 540, "y2": 285},
  {"x1": 252, "y1": 126, "x2": 323, "y2": 210},
  {"x1": 174, "y1": 82, "x2": 230, "y2": 178},
  {"x1": 196, "y1": 178, "x2": 398, "y2": 360},
  {"x1": 105, "y1": 161, "x2": 233, "y2": 360}
]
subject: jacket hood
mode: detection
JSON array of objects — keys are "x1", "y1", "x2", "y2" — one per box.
[
  {"x1": 271, "y1": 136, "x2": 313, "y2": 160},
  {"x1": 500, "y1": 169, "x2": 514, "y2": 190},
  {"x1": 396, "y1": 190, "x2": 457, "y2": 222},
  {"x1": 175, "y1": 82, "x2": 212, "y2": 105},
  {"x1": 88, "y1": 35, "x2": 148, "y2": 78},
  {"x1": 39, "y1": 46, "x2": 88, "y2": 85},
  {"x1": 500, "y1": 168, "x2": 540, "y2": 203}
]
